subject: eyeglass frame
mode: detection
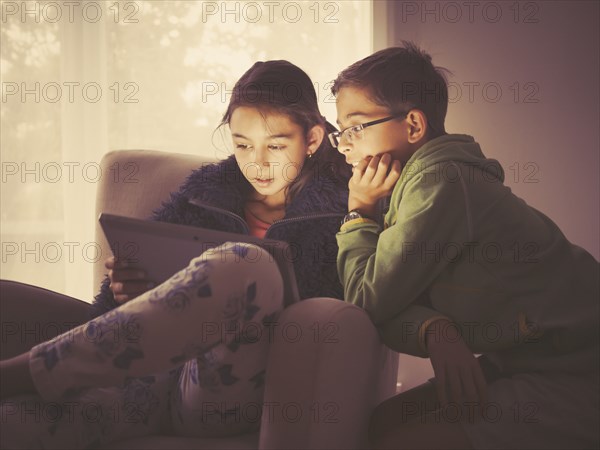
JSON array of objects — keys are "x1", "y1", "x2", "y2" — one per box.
[{"x1": 328, "y1": 113, "x2": 408, "y2": 149}]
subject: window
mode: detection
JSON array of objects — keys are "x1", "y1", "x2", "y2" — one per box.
[{"x1": 1, "y1": 0, "x2": 373, "y2": 300}]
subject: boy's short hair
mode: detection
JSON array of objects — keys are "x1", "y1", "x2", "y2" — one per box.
[{"x1": 332, "y1": 41, "x2": 451, "y2": 136}]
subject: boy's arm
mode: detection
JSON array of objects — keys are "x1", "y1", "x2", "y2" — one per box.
[{"x1": 336, "y1": 169, "x2": 470, "y2": 355}]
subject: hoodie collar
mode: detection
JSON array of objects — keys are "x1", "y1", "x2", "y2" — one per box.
[{"x1": 406, "y1": 133, "x2": 505, "y2": 183}]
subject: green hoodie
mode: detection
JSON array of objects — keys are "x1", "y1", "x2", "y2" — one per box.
[{"x1": 336, "y1": 134, "x2": 599, "y2": 372}]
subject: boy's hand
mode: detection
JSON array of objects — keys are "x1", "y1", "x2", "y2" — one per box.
[
  {"x1": 426, "y1": 318, "x2": 488, "y2": 420},
  {"x1": 348, "y1": 153, "x2": 401, "y2": 217},
  {"x1": 106, "y1": 256, "x2": 155, "y2": 304}
]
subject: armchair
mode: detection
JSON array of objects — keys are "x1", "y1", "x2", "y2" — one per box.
[{"x1": 1, "y1": 150, "x2": 400, "y2": 449}]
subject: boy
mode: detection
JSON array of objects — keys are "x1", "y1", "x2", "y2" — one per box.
[{"x1": 330, "y1": 42, "x2": 599, "y2": 449}]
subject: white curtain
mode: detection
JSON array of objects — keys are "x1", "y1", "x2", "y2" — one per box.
[{"x1": 1, "y1": 0, "x2": 373, "y2": 301}]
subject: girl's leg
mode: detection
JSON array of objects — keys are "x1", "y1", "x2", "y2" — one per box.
[
  {"x1": 0, "y1": 371, "x2": 173, "y2": 450},
  {"x1": 0, "y1": 281, "x2": 172, "y2": 449},
  {"x1": 170, "y1": 273, "x2": 283, "y2": 438},
  {"x1": 7, "y1": 242, "x2": 283, "y2": 404}
]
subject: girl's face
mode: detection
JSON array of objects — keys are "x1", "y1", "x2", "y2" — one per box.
[{"x1": 230, "y1": 106, "x2": 321, "y2": 204}]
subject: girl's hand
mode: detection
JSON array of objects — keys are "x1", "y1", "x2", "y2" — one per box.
[
  {"x1": 425, "y1": 318, "x2": 488, "y2": 420},
  {"x1": 348, "y1": 153, "x2": 401, "y2": 217},
  {"x1": 105, "y1": 256, "x2": 155, "y2": 304}
]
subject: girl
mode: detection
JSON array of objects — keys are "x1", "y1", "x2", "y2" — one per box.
[{"x1": 0, "y1": 60, "x2": 351, "y2": 449}]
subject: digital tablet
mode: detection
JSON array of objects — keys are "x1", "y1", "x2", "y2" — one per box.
[{"x1": 98, "y1": 213, "x2": 300, "y2": 306}]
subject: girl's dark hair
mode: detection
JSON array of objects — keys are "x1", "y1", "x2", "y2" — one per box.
[
  {"x1": 332, "y1": 41, "x2": 451, "y2": 137},
  {"x1": 220, "y1": 60, "x2": 351, "y2": 203}
]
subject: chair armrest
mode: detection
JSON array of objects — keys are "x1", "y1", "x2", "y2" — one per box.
[
  {"x1": 259, "y1": 298, "x2": 398, "y2": 450},
  {"x1": 0, "y1": 280, "x2": 91, "y2": 360}
]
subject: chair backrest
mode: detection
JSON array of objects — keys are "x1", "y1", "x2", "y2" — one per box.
[{"x1": 94, "y1": 149, "x2": 214, "y2": 292}]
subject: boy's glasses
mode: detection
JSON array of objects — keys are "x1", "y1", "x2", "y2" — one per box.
[{"x1": 328, "y1": 113, "x2": 407, "y2": 148}]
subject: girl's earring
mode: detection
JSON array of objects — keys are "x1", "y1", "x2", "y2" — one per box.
[{"x1": 307, "y1": 153, "x2": 313, "y2": 159}]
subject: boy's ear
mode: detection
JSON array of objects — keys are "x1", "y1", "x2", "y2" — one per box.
[
  {"x1": 306, "y1": 124, "x2": 325, "y2": 155},
  {"x1": 406, "y1": 110, "x2": 428, "y2": 144}
]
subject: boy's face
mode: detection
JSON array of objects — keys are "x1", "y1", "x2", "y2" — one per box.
[{"x1": 335, "y1": 85, "x2": 412, "y2": 166}]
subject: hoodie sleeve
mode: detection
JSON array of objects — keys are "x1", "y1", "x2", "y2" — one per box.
[{"x1": 336, "y1": 166, "x2": 470, "y2": 356}]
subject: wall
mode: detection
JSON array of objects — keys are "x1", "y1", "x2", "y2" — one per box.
[
  {"x1": 389, "y1": 0, "x2": 599, "y2": 260},
  {"x1": 379, "y1": 0, "x2": 599, "y2": 391}
]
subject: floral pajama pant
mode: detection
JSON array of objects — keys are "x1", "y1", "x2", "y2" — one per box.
[{"x1": 0, "y1": 242, "x2": 285, "y2": 449}]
